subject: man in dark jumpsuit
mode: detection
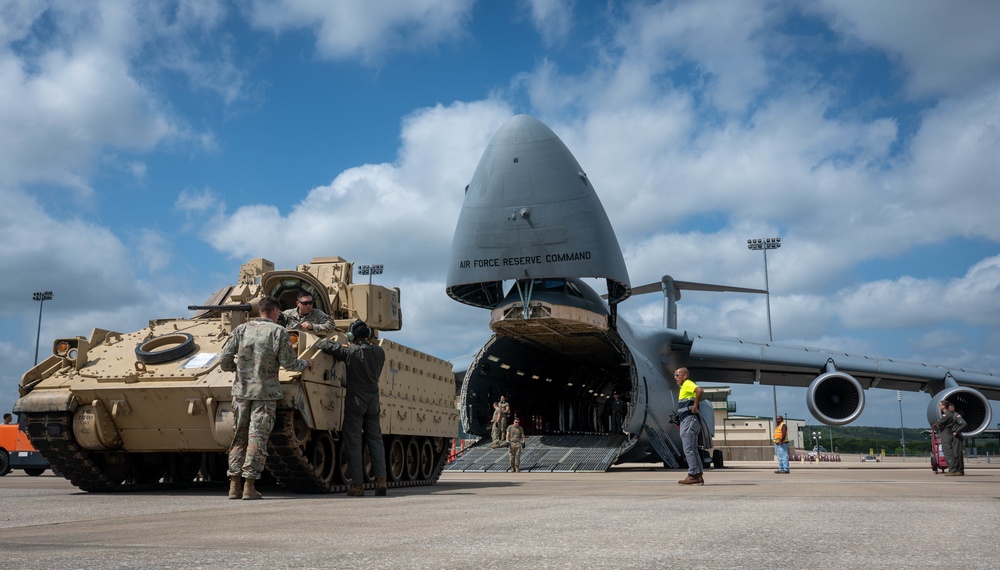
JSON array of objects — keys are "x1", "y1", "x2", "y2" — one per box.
[
  {"x1": 935, "y1": 399, "x2": 965, "y2": 476},
  {"x1": 317, "y1": 320, "x2": 388, "y2": 496},
  {"x1": 947, "y1": 401, "x2": 968, "y2": 475}
]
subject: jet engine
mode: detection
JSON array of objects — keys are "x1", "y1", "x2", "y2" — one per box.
[
  {"x1": 926, "y1": 387, "x2": 993, "y2": 437},
  {"x1": 806, "y1": 371, "x2": 865, "y2": 426}
]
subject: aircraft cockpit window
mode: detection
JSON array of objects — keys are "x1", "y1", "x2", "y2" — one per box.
[{"x1": 541, "y1": 279, "x2": 565, "y2": 290}]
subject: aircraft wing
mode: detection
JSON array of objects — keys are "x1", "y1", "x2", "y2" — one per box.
[{"x1": 664, "y1": 331, "x2": 998, "y2": 434}]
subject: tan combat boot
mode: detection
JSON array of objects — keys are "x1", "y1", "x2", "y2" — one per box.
[
  {"x1": 347, "y1": 483, "x2": 365, "y2": 497},
  {"x1": 375, "y1": 476, "x2": 387, "y2": 497},
  {"x1": 242, "y1": 478, "x2": 263, "y2": 500},
  {"x1": 228, "y1": 476, "x2": 242, "y2": 500}
]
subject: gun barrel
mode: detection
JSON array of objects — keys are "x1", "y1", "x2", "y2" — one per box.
[{"x1": 187, "y1": 304, "x2": 253, "y2": 312}]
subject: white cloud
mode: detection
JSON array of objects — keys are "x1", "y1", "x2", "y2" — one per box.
[
  {"x1": 0, "y1": 187, "x2": 138, "y2": 314},
  {"x1": 135, "y1": 229, "x2": 173, "y2": 273},
  {"x1": 616, "y1": 0, "x2": 776, "y2": 113},
  {"x1": 176, "y1": 188, "x2": 223, "y2": 215},
  {"x1": 242, "y1": 0, "x2": 474, "y2": 64},
  {"x1": 814, "y1": 0, "x2": 1000, "y2": 97},
  {"x1": 202, "y1": 100, "x2": 512, "y2": 275},
  {"x1": 523, "y1": 0, "x2": 574, "y2": 46}
]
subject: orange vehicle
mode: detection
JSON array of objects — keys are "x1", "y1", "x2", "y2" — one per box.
[{"x1": 0, "y1": 416, "x2": 50, "y2": 476}]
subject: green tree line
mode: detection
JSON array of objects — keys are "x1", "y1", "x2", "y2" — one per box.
[{"x1": 798, "y1": 425, "x2": 999, "y2": 455}]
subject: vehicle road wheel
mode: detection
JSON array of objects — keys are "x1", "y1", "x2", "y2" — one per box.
[
  {"x1": 418, "y1": 438, "x2": 434, "y2": 480},
  {"x1": 386, "y1": 437, "x2": 405, "y2": 482},
  {"x1": 337, "y1": 440, "x2": 353, "y2": 485},
  {"x1": 168, "y1": 453, "x2": 202, "y2": 482},
  {"x1": 0, "y1": 450, "x2": 10, "y2": 476},
  {"x1": 363, "y1": 445, "x2": 374, "y2": 483},
  {"x1": 24, "y1": 467, "x2": 46, "y2": 476},
  {"x1": 309, "y1": 431, "x2": 336, "y2": 486},
  {"x1": 712, "y1": 449, "x2": 724, "y2": 469},
  {"x1": 404, "y1": 438, "x2": 420, "y2": 481}
]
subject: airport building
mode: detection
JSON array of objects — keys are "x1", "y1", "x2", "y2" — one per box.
[{"x1": 703, "y1": 386, "x2": 805, "y2": 461}]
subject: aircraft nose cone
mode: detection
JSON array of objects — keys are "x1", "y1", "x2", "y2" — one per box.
[{"x1": 446, "y1": 115, "x2": 630, "y2": 308}]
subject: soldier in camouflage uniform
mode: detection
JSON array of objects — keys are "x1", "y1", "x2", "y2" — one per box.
[
  {"x1": 281, "y1": 290, "x2": 333, "y2": 334},
  {"x1": 221, "y1": 296, "x2": 311, "y2": 500},
  {"x1": 489, "y1": 402, "x2": 502, "y2": 447},
  {"x1": 497, "y1": 395, "x2": 510, "y2": 437},
  {"x1": 506, "y1": 417, "x2": 526, "y2": 472}
]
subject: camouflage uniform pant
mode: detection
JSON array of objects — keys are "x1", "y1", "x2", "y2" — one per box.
[
  {"x1": 491, "y1": 421, "x2": 502, "y2": 445},
  {"x1": 508, "y1": 442, "x2": 522, "y2": 471},
  {"x1": 228, "y1": 398, "x2": 276, "y2": 480}
]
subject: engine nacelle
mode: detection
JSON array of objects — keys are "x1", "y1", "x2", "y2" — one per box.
[
  {"x1": 926, "y1": 387, "x2": 993, "y2": 437},
  {"x1": 806, "y1": 371, "x2": 865, "y2": 426}
]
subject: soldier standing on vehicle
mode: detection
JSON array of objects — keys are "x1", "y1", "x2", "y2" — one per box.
[
  {"x1": 674, "y1": 367, "x2": 705, "y2": 486},
  {"x1": 282, "y1": 290, "x2": 333, "y2": 334},
  {"x1": 506, "y1": 417, "x2": 526, "y2": 472},
  {"x1": 221, "y1": 296, "x2": 311, "y2": 500},
  {"x1": 948, "y1": 401, "x2": 968, "y2": 476},
  {"x1": 317, "y1": 319, "x2": 388, "y2": 497},
  {"x1": 2, "y1": 413, "x2": 11, "y2": 424}
]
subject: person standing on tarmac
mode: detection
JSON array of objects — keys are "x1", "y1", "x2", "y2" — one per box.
[
  {"x1": 506, "y1": 417, "x2": 526, "y2": 472},
  {"x1": 947, "y1": 401, "x2": 967, "y2": 476},
  {"x1": 934, "y1": 400, "x2": 961, "y2": 475},
  {"x1": 773, "y1": 415, "x2": 790, "y2": 474},
  {"x1": 220, "y1": 296, "x2": 312, "y2": 500},
  {"x1": 674, "y1": 367, "x2": 704, "y2": 486},
  {"x1": 317, "y1": 319, "x2": 388, "y2": 496}
]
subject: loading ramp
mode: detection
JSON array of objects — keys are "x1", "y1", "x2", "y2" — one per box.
[{"x1": 445, "y1": 434, "x2": 628, "y2": 473}]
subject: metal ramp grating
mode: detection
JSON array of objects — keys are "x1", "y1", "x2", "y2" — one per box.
[{"x1": 445, "y1": 434, "x2": 628, "y2": 473}]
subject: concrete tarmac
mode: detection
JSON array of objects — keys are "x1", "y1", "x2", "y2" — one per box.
[{"x1": 2, "y1": 459, "x2": 998, "y2": 569}]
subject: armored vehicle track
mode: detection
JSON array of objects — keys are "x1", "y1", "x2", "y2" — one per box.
[{"x1": 23, "y1": 410, "x2": 448, "y2": 493}]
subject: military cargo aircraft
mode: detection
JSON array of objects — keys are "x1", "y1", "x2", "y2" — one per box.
[{"x1": 444, "y1": 114, "x2": 998, "y2": 473}]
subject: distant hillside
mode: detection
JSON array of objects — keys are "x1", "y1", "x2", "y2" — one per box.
[{"x1": 798, "y1": 425, "x2": 995, "y2": 455}]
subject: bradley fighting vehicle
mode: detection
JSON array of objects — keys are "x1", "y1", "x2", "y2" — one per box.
[{"x1": 14, "y1": 257, "x2": 457, "y2": 493}]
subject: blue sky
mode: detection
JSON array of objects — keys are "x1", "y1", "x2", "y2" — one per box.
[{"x1": 2, "y1": 0, "x2": 999, "y2": 429}]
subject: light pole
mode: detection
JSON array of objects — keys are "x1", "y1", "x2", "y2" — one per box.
[
  {"x1": 898, "y1": 391, "x2": 906, "y2": 460},
  {"x1": 812, "y1": 430, "x2": 821, "y2": 463},
  {"x1": 747, "y1": 237, "x2": 781, "y2": 422},
  {"x1": 357, "y1": 264, "x2": 383, "y2": 321},
  {"x1": 33, "y1": 291, "x2": 53, "y2": 365}
]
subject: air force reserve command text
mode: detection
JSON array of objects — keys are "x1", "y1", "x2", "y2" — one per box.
[{"x1": 458, "y1": 251, "x2": 592, "y2": 269}]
